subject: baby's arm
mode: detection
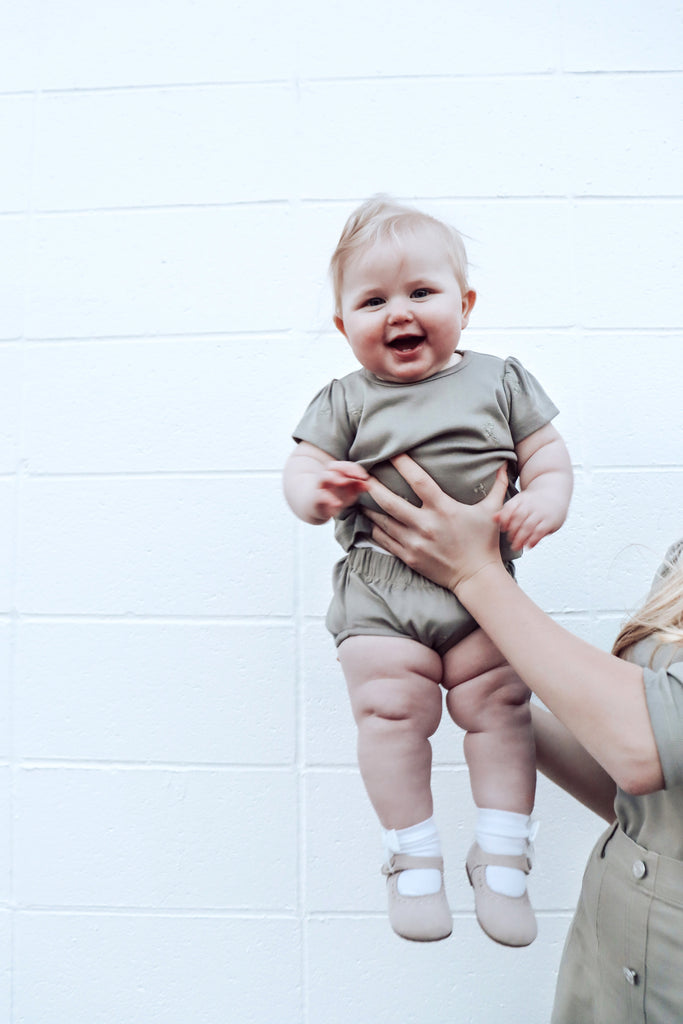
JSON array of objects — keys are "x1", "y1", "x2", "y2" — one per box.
[
  {"x1": 495, "y1": 423, "x2": 573, "y2": 551},
  {"x1": 283, "y1": 441, "x2": 370, "y2": 525}
]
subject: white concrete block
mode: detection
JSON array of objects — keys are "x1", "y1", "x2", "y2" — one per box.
[
  {"x1": 26, "y1": 206, "x2": 293, "y2": 338},
  {"x1": 0, "y1": 912, "x2": 10, "y2": 1022},
  {"x1": 35, "y1": 85, "x2": 295, "y2": 210},
  {"x1": 299, "y1": 77, "x2": 569, "y2": 198},
  {"x1": 17, "y1": 477, "x2": 295, "y2": 616},
  {"x1": 15, "y1": 621, "x2": 296, "y2": 763},
  {"x1": 298, "y1": 517, "x2": 339, "y2": 617},
  {"x1": 306, "y1": 916, "x2": 567, "y2": 1024},
  {"x1": 0, "y1": 217, "x2": 27, "y2": 339},
  {"x1": 302, "y1": 620, "x2": 356, "y2": 766},
  {"x1": 298, "y1": 0, "x2": 559, "y2": 77},
  {"x1": 0, "y1": 768, "x2": 10, "y2": 903},
  {"x1": 23, "y1": 338, "x2": 348, "y2": 474},
  {"x1": 0, "y1": 0, "x2": 294, "y2": 91},
  {"x1": 0, "y1": 624, "x2": 10, "y2": 757},
  {"x1": 15, "y1": 767, "x2": 298, "y2": 908},
  {"x1": 0, "y1": 344, "x2": 22, "y2": 472},
  {"x1": 562, "y1": 0, "x2": 683, "y2": 71},
  {"x1": 532, "y1": 775, "x2": 606, "y2": 910},
  {"x1": 574, "y1": 201, "x2": 683, "y2": 328},
  {"x1": 0, "y1": 95, "x2": 33, "y2": 212},
  {"x1": 587, "y1": 471, "x2": 683, "y2": 611},
  {"x1": 570, "y1": 77, "x2": 683, "y2": 196},
  {"x1": 14, "y1": 914, "x2": 302, "y2": 1024},
  {"x1": 0, "y1": 481, "x2": 15, "y2": 613},
  {"x1": 581, "y1": 334, "x2": 682, "y2": 466},
  {"x1": 437, "y1": 200, "x2": 573, "y2": 328}
]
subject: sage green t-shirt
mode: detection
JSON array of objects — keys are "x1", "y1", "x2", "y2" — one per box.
[{"x1": 293, "y1": 350, "x2": 559, "y2": 562}]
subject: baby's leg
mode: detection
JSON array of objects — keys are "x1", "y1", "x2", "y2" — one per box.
[
  {"x1": 442, "y1": 628, "x2": 535, "y2": 815},
  {"x1": 443, "y1": 628, "x2": 537, "y2": 946},
  {"x1": 338, "y1": 634, "x2": 443, "y2": 829},
  {"x1": 338, "y1": 635, "x2": 452, "y2": 941}
]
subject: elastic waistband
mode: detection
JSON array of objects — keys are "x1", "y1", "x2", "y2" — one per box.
[
  {"x1": 601, "y1": 823, "x2": 683, "y2": 906},
  {"x1": 345, "y1": 545, "x2": 432, "y2": 590}
]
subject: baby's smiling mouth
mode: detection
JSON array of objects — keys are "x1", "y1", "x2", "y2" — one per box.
[{"x1": 387, "y1": 335, "x2": 424, "y2": 352}]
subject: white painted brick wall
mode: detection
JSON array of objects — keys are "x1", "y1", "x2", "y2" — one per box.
[{"x1": 1, "y1": 1, "x2": 682, "y2": 1021}]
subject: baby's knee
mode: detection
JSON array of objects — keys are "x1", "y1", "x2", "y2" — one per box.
[
  {"x1": 355, "y1": 676, "x2": 443, "y2": 736},
  {"x1": 447, "y1": 668, "x2": 531, "y2": 733}
]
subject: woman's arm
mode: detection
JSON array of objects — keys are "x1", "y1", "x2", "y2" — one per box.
[
  {"x1": 365, "y1": 457, "x2": 664, "y2": 795},
  {"x1": 531, "y1": 705, "x2": 617, "y2": 822}
]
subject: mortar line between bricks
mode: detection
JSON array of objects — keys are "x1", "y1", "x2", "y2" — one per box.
[
  {"x1": 10, "y1": 905, "x2": 302, "y2": 918},
  {"x1": 18, "y1": 469, "x2": 283, "y2": 480},
  {"x1": 16, "y1": 614, "x2": 296, "y2": 625},
  {"x1": 7, "y1": 67, "x2": 681, "y2": 99},
  {"x1": 16, "y1": 760, "x2": 298, "y2": 772},
  {"x1": 16, "y1": 464, "x2": 683, "y2": 484},
  {"x1": 22, "y1": 194, "x2": 683, "y2": 217}
]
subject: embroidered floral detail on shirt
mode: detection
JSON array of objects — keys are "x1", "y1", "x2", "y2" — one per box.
[{"x1": 483, "y1": 421, "x2": 498, "y2": 443}]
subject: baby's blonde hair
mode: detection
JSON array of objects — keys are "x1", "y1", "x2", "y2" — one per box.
[
  {"x1": 612, "y1": 541, "x2": 683, "y2": 660},
  {"x1": 330, "y1": 196, "x2": 470, "y2": 316}
]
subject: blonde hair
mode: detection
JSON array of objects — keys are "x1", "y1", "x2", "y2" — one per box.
[
  {"x1": 329, "y1": 196, "x2": 470, "y2": 316},
  {"x1": 612, "y1": 541, "x2": 683, "y2": 660}
]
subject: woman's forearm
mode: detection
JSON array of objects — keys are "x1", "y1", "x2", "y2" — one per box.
[
  {"x1": 531, "y1": 705, "x2": 617, "y2": 822},
  {"x1": 456, "y1": 564, "x2": 664, "y2": 795}
]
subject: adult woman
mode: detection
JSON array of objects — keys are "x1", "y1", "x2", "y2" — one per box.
[{"x1": 365, "y1": 456, "x2": 683, "y2": 1024}]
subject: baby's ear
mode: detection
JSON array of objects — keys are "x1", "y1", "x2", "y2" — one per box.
[
  {"x1": 334, "y1": 315, "x2": 348, "y2": 338},
  {"x1": 461, "y1": 289, "x2": 476, "y2": 327}
]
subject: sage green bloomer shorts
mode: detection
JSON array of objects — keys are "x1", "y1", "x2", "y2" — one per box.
[{"x1": 327, "y1": 546, "x2": 514, "y2": 657}]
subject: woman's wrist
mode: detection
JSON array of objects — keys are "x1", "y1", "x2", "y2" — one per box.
[{"x1": 453, "y1": 559, "x2": 510, "y2": 609}]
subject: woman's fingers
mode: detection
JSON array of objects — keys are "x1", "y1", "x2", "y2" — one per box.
[
  {"x1": 389, "y1": 453, "x2": 444, "y2": 502},
  {"x1": 365, "y1": 510, "x2": 405, "y2": 558},
  {"x1": 365, "y1": 473, "x2": 419, "y2": 523}
]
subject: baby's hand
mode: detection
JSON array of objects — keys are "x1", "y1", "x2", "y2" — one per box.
[
  {"x1": 313, "y1": 461, "x2": 370, "y2": 521},
  {"x1": 494, "y1": 490, "x2": 563, "y2": 552}
]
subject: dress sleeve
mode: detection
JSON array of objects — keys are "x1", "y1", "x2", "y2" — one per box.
[
  {"x1": 503, "y1": 357, "x2": 560, "y2": 444},
  {"x1": 643, "y1": 659, "x2": 683, "y2": 788},
  {"x1": 291, "y1": 379, "x2": 356, "y2": 460}
]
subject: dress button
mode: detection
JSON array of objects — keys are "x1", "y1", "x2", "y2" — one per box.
[
  {"x1": 623, "y1": 967, "x2": 638, "y2": 986},
  {"x1": 632, "y1": 860, "x2": 647, "y2": 880}
]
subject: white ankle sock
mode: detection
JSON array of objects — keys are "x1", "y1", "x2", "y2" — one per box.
[
  {"x1": 383, "y1": 816, "x2": 442, "y2": 896},
  {"x1": 475, "y1": 808, "x2": 531, "y2": 898}
]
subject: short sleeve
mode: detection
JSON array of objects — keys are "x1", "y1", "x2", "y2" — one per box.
[
  {"x1": 643, "y1": 658, "x2": 683, "y2": 788},
  {"x1": 503, "y1": 357, "x2": 559, "y2": 443},
  {"x1": 292, "y1": 379, "x2": 356, "y2": 460}
]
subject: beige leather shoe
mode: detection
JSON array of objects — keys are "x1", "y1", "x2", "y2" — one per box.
[
  {"x1": 465, "y1": 842, "x2": 537, "y2": 947},
  {"x1": 382, "y1": 853, "x2": 453, "y2": 942}
]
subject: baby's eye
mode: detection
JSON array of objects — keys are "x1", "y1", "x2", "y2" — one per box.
[
  {"x1": 411, "y1": 288, "x2": 432, "y2": 299},
  {"x1": 364, "y1": 296, "x2": 385, "y2": 308}
]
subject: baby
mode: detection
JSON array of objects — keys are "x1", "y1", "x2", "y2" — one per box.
[{"x1": 283, "y1": 197, "x2": 573, "y2": 946}]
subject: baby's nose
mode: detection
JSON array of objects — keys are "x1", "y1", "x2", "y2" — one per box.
[{"x1": 387, "y1": 299, "x2": 413, "y2": 322}]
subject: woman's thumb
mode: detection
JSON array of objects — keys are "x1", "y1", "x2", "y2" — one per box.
[{"x1": 488, "y1": 464, "x2": 509, "y2": 510}]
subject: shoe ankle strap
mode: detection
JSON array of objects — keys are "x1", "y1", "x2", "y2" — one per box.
[
  {"x1": 382, "y1": 854, "x2": 444, "y2": 876},
  {"x1": 469, "y1": 844, "x2": 532, "y2": 874}
]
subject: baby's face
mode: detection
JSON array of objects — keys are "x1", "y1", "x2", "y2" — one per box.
[{"x1": 335, "y1": 229, "x2": 475, "y2": 383}]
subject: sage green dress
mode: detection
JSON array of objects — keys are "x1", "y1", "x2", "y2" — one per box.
[{"x1": 552, "y1": 543, "x2": 683, "y2": 1024}]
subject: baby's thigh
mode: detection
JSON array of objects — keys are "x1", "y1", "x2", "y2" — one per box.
[
  {"x1": 442, "y1": 630, "x2": 530, "y2": 732},
  {"x1": 338, "y1": 634, "x2": 443, "y2": 732}
]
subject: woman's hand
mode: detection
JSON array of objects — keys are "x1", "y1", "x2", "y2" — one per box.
[{"x1": 365, "y1": 455, "x2": 510, "y2": 594}]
